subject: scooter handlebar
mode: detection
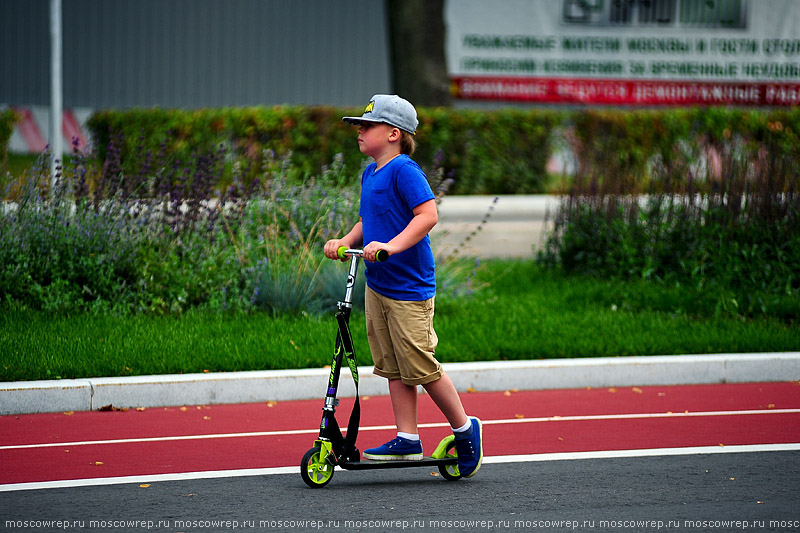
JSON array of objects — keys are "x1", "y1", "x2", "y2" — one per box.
[{"x1": 337, "y1": 246, "x2": 389, "y2": 262}]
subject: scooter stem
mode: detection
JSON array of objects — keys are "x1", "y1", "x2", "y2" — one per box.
[{"x1": 340, "y1": 254, "x2": 361, "y2": 310}]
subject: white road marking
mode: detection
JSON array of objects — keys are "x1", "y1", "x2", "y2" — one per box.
[
  {"x1": 2, "y1": 409, "x2": 799, "y2": 451},
  {"x1": 483, "y1": 443, "x2": 800, "y2": 464},
  {"x1": 2, "y1": 444, "x2": 799, "y2": 492}
]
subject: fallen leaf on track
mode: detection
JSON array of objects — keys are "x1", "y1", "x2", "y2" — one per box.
[{"x1": 98, "y1": 404, "x2": 128, "y2": 412}]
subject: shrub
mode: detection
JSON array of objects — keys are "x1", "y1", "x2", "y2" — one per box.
[
  {"x1": 0, "y1": 136, "x2": 475, "y2": 316},
  {"x1": 1, "y1": 152, "x2": 142, "y2": 313},
  {"x1": 540, "y1": 118, "x2": 800, "y2": 320}
]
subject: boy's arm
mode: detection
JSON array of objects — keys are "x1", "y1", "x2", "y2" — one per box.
[
  {"x1": 363, "y1": 199, "x2": 438, "y2": 261},
  {"x1": 324, "y1": 219, "x2": 363, "y2": 260}
]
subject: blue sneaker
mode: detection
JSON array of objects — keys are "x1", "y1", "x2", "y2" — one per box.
[
  {"x1": 454, "y1": 417, "x2": 483, "y2": 478},
  {"x1": 363, "y1": 436, "x2": 423, "y2": 461}
]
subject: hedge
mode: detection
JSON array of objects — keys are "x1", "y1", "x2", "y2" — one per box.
[
  {"x1": 0, "y1": 108, "x2": 19, "y2": 173},
  {"x1": 85, "y1": 106, "x2": 562, "y2": 194},
  {"x1": 568, "y1": 107, "x2": 800, "y2": 194},
  {"x1": 76, "y1": 106, "x2": 800, "y2": 195}
]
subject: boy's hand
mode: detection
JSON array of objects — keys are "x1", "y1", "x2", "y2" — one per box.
[
  {"x1": 324, "y1": 239, "x2": 348, "y2": 261},
  {"x1": 363, "y1": 241, "x2": 391, "y2": 262}
]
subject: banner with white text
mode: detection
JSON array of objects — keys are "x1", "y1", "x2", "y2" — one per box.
[{"x1": 446, "y1": 0, "x2": 800, "y2": 106}]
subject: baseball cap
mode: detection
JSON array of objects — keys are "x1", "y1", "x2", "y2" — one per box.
[{"x1": 342, "y1": 94, "x2": 418, "y2": 134}]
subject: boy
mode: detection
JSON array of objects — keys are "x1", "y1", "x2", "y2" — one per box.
[{"x1": 323, "y1": 94, "x2": 482, "y2": 478}]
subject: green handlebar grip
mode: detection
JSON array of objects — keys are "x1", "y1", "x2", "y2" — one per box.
[{"x1": 336, "y1": 246, "x2": 389, "y2": 262}]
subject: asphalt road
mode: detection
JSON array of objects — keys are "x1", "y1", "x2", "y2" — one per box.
[
  {"x1": 432, "y1": 195, "x2": 554, "y2": 258},
  {"x1": 2, "y1": 452, "x2": 799, "y2": 533}
]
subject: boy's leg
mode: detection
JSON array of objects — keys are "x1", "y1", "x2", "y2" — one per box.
[
  {"x1": 423, "y1": 373, "x2": 483, "y2": 478},
  {"x1": 421, "y1": 373, "x2": 468, "y2": 430},
  {"x1": 363, "y1": 288, "x2": 425, "y2": 460},
  {"x1": 389, "y1": 378, "x2": 419, "y2": 434},
  {"x1": 363, "y1": 379, "x2": 423, "y2": 461}
]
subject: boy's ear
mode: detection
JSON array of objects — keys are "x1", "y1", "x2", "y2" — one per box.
[{"x1": 388, "y1": 127, "x2": 402, "y2": 142}]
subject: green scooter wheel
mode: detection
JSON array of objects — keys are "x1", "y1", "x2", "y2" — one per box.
[
  {"x1": 437, "y1": 439, "x2": 461, "y2": 481},
  {"x1": 301, "y1": 446, "x2": 335, "y2": 488}
]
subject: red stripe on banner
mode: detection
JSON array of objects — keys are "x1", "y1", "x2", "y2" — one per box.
[
  {"x1": 451, "y1": 77, "x2": 800, "y2": 106},
  {"x1": 62, "y1": 110, "x2": 87, "y2": 150},
  {"x1": 12, "y1": 107, "x2": 48, "y2": 152}
]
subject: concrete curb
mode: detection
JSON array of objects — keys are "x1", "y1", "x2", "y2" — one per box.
[{"x1": 2, "y1": 352, "x2": 799, "y2": 415}]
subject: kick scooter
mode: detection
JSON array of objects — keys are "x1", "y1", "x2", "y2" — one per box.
[{"x1": 300, "y1": 247, "x2": 461, "y2": 488}]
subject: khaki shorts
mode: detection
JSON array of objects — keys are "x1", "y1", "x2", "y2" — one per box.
[{"x1": 364, "y1": 285, "x2": 443, "y2": 386}]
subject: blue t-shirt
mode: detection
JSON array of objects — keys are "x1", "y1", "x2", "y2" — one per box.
[{"x1": 359, "y1": 154, "x2": 436, "y2": 301}]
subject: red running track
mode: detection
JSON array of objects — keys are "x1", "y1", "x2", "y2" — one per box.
[{"x1": 2, "y1": 382, "x2": 800, "y2": 487}]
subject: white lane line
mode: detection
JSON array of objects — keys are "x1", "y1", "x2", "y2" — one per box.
[
  {"x1": 0, "y1": 467, "x2": 297, "y2": 493},
  {"x1": 2, "y1": 444, "x2": 799, "y2": 493},
  {"x1": 483, "y1": 443, "x2": 800, "y2": 464},
  {"x1": 0, "y1": 428, "x2": 322, "y2": 451},
  {"x1": 482, "y1": 408, "x2": 800, "y2": 425},
  {"x1": 2, "y1": 409, "x2": 799, "y2": 451}
]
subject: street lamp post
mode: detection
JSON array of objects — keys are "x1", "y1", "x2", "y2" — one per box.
[{"x1": 50, "y1": 0, "x2": 63, "y2": 190}]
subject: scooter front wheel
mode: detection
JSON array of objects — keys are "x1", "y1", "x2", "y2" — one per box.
[{"x1": 301, "y1": 446, "x2": 335, "y2": 488}]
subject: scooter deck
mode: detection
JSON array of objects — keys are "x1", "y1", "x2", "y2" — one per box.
[{"x1": 339, "y1": 456, "x2": 458, "y2": 471}]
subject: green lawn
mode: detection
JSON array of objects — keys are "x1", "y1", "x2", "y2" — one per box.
[{"x1": 2, "y1": 260, "x2": 797, "y2": 382}]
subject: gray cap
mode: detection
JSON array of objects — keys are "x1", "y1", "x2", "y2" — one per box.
[{"x1": 342, "y1": 94, "x2": 418, "y2": 134}]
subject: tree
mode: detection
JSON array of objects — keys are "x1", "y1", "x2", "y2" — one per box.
[{"x1": 386, "y1": 0, "x2": 452, "y2": 107}]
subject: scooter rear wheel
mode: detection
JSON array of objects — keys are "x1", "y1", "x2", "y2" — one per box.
[
  {"x1": 301, "y1": 446, "x2": 335, "y2": 488},
  {"x1": 437, "y1": 440, "x2": 461, "y2": 481}
]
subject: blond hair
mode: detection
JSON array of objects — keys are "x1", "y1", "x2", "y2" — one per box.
[{"x1": 399, "y1": 130, "x2": 417, "y2": 156}]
